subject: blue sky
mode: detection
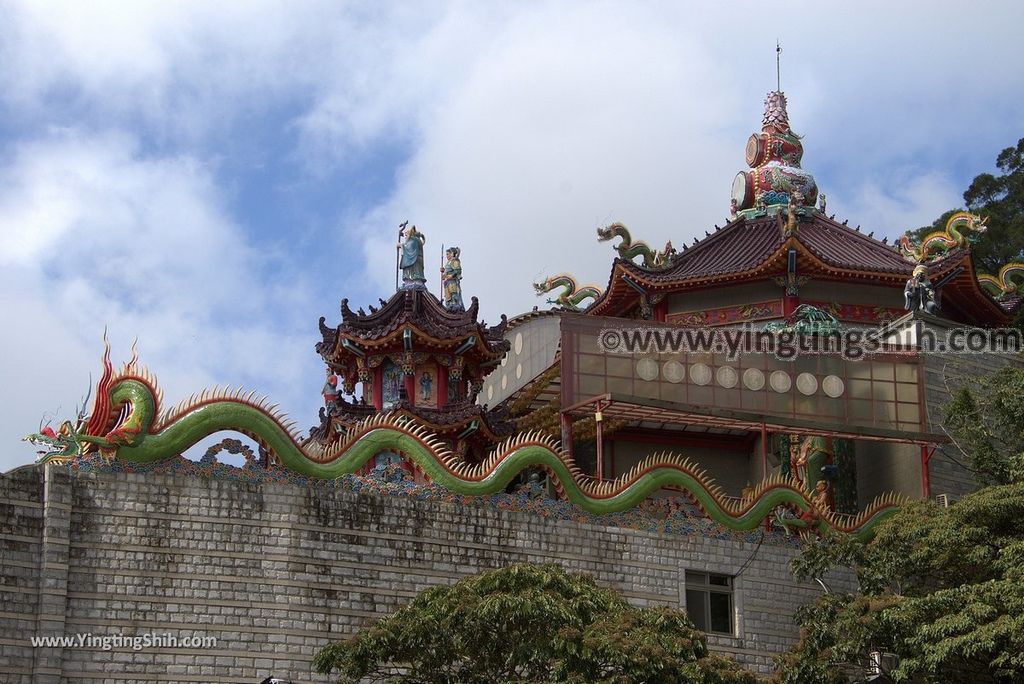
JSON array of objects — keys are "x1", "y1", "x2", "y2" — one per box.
[{"x1": 2, "y1": 1, "x2": 1023, "y2": 471}]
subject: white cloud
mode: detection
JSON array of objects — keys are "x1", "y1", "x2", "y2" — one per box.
[
  {"x1": 0, "y1": 132, "x2": 319, "y2": 470},
  {"x1": 834, "y1": 172, "x2": 963, "y2": 241}
]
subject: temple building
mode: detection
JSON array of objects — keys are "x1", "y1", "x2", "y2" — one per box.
[
  {"x1": 310, "y1": 226, "x2": 514, "y2": 466},
  {"x1": 482, "y1": 89, "x2": 1021, "y2": 510},
  {"x1": 306, "y1": 89, "x2": 1020, "y2": 512}
]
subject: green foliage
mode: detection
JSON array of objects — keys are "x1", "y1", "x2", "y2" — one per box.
[
  {"x1": 910, "y1": 138, "x2": 1024, "y2": 273},
  {"x1": 944, "y1": 366, "x2": 1024, "y2": 486},
  {"x1": 775, "y1": 367, "x2": 1024, "y2": 682},
  {"x1": 313, "y1": 563, "x2": 756, "y2": 683}
]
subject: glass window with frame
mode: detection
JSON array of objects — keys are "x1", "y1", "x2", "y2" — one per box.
[{"x1": 685, "y1": 571, "x2": 734, "y2": 635}]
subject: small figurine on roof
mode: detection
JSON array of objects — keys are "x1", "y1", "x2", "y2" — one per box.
[
  {"x1": 904, "y1": 264, "x2": 938, "y2": 314},
  {"x1": 322, "y1": 369, "x2": 339, "y2": 406},
  {"x1": 441, "y1": 246, "x2": 465, "y2": 312},
  {"x1": 398, "y1": 224, "x2": 426, "y2": 288}
]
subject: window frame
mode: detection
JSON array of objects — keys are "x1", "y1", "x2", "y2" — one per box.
[{"x1": 684, "y1": 570, "x2": 734, "y2": 636}]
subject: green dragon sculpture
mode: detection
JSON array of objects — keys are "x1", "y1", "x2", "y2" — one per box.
[
  {"x1": 763, "y1": 304, "x2": 842, "y2": 336},
  {"x1": 897, "y1": 211, "x2": 987, "y2": 263},
  {"x1": 977, "y1": 261, "x2": 1024, "y2": 299},
  {"x1": 24, "y1": 344, "x2": 902, "y2": 541},
  {"x1": 596, "y1": 223, "x2": 676, "y2": 269},
  {"x1": 532, "y1": 275, "x2": 603, "y2": 311}
]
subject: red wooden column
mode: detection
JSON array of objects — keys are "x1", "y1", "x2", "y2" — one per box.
[
  {"x1": 760, "y1": 422, "x2": 769, "y2": 479},
  {"x1": 595, "y1": 400, "x2": 609, "y2": 481},
  {"x1": 437, "y1": 364, "x2": 449, "y2": 408},
  {"x1": 920, "y1": 446, "x2": 933, "y2": 498},
  {"x1": 372, "y1": 368, "x2": 383, "y2": 411},
  {"x1": 560, "y1": 413, "x2": 573, "y2": 460},
  {"x1": 405, "y1": 373, "x2": 416, "y2": 406}
]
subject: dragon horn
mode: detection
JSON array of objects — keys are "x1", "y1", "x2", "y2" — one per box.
[{"x1": 77, "y1": 372, "x2": 93, "y2": 420}]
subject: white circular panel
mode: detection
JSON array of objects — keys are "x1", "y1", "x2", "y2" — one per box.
[
  {"x1": 487, "y1": 386, "x2": 493, "y2": 400},
  {"x1": 769, "y1": 370, "x2": 792, "y2": 393},
  {"x1": 516, "y1": 363, "x2": 523, "y2": 379},
  {"x1": 636, "y1": 358, "x2": 659, "y2": 381},
  {"x1": 716, "y1": 366, "x2": 739, "y2": 388},
  {"x1": 822, "y1": 375, "x2": 845, "y2": 398},
  {"x1": 743, "y1": 368, "x2": 765, "y2": 391},
  {"x1": 514, "y1": 332, "x2": 523, "y2": 354},
  {"x1": 796, "y1": 372, "x2": 818, "y2": 396},
  {"x1": 663, "y1": 360, "x2": 685, "y2": 383},
  {"x1": 690, "y1": 363, "x2": 712, "y2": 386},
  {"x1": 501, "y1": 374, "x2": 508, "y2": 390}
]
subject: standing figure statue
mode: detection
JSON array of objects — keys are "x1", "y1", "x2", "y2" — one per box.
[
  {"x1": 904, "y1": 264, "x2": 938, "y2": 314},
  {"x1": 398, "y1": 224, "x2": 426, "y2": 289},
  {"x1": 441, "y1": 246, "x2": 465, "y2": 312},
  {"x1": 322, "y1": 369, "x2": 339, "y2": 406}
]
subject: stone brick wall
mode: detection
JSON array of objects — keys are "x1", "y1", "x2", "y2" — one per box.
[{"x1": 1, "y1": 465, "x2": 853, "y2": 683}]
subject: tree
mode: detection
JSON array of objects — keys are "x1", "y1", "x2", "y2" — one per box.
[
  {"x1": 774, "y1": 367, "x2": 1024, "y2": 683},
  {"x1": 910, "y1": 138, "x2": 1024, "y2": 274},
  {"x1": 313, "y1": 563, "x2": 756, "y2": 683}
]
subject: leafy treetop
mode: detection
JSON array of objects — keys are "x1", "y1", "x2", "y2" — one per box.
[{"x1": 314, "y1": 563, "x2": 756, "y2": 684}]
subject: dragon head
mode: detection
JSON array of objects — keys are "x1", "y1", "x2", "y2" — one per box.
[
  {"x1": 596, "y1": 225, "x2": 613, "y2": 242},
  {"x1": 532, "y1": 279, "x2": 550, "y2": 294},
  {"x1": 967, "y1": 213, "x2": 989, "y2": 242},
  {"x1": 24, "y1": 420, "x2": 83, "y2": 465}
]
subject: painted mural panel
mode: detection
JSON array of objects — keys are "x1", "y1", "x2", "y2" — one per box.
[
  {"x1": 382, "y1": 360, "x2": 402, "y2": 409},
  {"x1": 416, "y1": 363, "x2": 438, "y2": 408}
]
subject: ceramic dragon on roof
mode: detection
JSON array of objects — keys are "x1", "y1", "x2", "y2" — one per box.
[
  {"x1": 978, "y1": 261, "x2": 1024, "y2": 299},
  {"x1": 897, "y1": 211, "x2": 988, "y2": 263},
  {"x1": 533, "y1": 274, "x2": 603, "y2": 311},
  {"x1": 596, "y1": 223, "x2": 677, "y2": 269}
]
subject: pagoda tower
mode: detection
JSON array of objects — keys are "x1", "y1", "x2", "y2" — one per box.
[{"x1": 311, "y1": 226, "x2": 513, "y2": 464}]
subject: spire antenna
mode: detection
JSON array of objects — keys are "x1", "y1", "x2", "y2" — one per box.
[{"x1": 776, "y1": 41, "x2": 782, "y2": 92}]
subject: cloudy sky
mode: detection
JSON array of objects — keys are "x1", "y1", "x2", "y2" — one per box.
[{"x1": 2, "y1": 1, "x2": 1022, "y2": 471}]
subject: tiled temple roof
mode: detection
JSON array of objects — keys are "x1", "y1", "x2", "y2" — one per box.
[
  {"x1": 614, "y1": 214, "x2": 932, "y2": 285},
  {"x1": 585, "y1": 213, "x2": 1009, "y2": 326},
  {"x1": 317, "y1": 287, "x2": 509, "y2": 358}
]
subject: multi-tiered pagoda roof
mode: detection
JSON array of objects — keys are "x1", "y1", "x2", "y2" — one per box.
[{"x1": 313, "y1": 282, "x2": 514, "y2": 464}]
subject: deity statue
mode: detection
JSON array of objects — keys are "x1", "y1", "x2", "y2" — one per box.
[
  {"x1": 790, "y1": 434, "x2": 833, "y2": 493},
  {"x1": 904, "y1": 264, "x2": 938, "y2": 314},
  {"x1": 321, "y1": 369, "x2": 338, "y2": 406},
  {"x1": 420, "y1": 371, "x2": 433, "y2": 400},
  {"x1": 398, "y1": 224, "x2": 426, "y2": 288},
  {"x1": 441, "y1": 246, "x2": 465, "y2": 312}
]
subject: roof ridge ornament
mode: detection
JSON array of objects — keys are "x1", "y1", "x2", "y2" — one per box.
[{"x1": 731, "y1": 85, "x2": 818, "y2": 220}]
